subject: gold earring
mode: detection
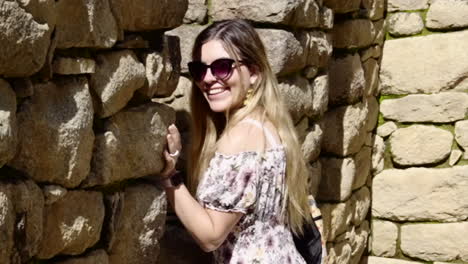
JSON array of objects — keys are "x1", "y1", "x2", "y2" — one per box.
[{"x1": 243, "y1": 88, "x2": 254, "y2": 106}]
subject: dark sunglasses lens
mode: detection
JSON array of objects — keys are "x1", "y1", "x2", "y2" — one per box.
[
  {"x1": 211, "y1": 59, "x2": 234, "y2": 80},
  {"x1": 188, "y1": 62, "x2": 207, "y2": 82}
]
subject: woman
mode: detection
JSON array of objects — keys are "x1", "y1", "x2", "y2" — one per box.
[{"x1": 159, "y1": 19, "x2": 312, "y2": 263}]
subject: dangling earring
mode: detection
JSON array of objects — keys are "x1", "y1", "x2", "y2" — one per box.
[{"x1": 243, "y1": 88, "x2": 254, "y2": 106}]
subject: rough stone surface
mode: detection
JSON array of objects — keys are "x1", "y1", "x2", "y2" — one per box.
[
  {"x1": 326, "y1": 240, "x2": 352, "y2": 264},
  {"x1": 449, "y1": 149, "x2": 462, "y2": 166},
  {"x1": 321, "y1": 201, "x2": 354, "y2": 241},
  {"x1": 372, "y1": 220, "x2": 398, "y2": 257},
  {"x1": 381, "y1": 93, "x2": 468, "y2": 123},
  {"x1": 365, "y1": 97, "x2": 379, "y2": 132},
  {"x1": 84, "y1": 103, "x2": 175, "y2": 186},
  {"x1": 360, "y1": 45, "x2": 382, "y2": 62},
  {"x1": 390, "y1": 125, "x2": 453, "y2": 166},
  {"x1": 210, "y1": 0, "x2": 320, "y2": 28},
  {"x1": 278, "y1": 75, "x2": 313, "y2": 123},
  {"x1": 323, "y1": 0, "x2": 360, "y2": 13},
  {"x1": 319, "y1": 6, "x2": 334, "y2": 29},
  {"x1": 373, "y1": 166, "x2": 468, "y2": 222},
  {"x1": 351, "y1": 187, "x2": 371, "y2": 226},
  {"x1": 401, "y1": 222, "x2": 468, "y2": 262},
  {"x1": 110, "y1": 0, "x2": 188, "y2": 31},
  {"x1": 302, "y1": 123, "x2": 323, "y2": 162},
  {"x1": 53, "y1": 249, "x2": 109, "y2": 264},
  {"x1": 0, "y1": 0, "x2": 54, "y2": 77},
  {"x1": 90, "y1": 50, "x2": 146, "y2": 118},
  {"x1": 55, "y1": 0, "x2": 117, "y2": 49},
  {"x1": 259, "y1": 29, "x2": 306, "y2": 76},
  {"x1": 184, "y1": 0, "x2": 207, "y2": 24},
  {"x1": 311, "y1": 74, "x2": 329, "y2": 118},
  {"x1": 388, "y1": 0, "x2": 429, "y2": 11},
  {"x1": 9, "y1": 77, "x2": 94, "y2": 188},
  {"x1": 322, "y1": 101, "x2": 369, "y2": 156},
  {"x1": 332, "y1": 19, "x2": 375, "y2": 49},
  {"x1": 380, "y1": 30, "x2": 468, "y2": 94},
  {"x1": 426, "y1": 0, "x2": 468, "y2": 29},
  {"x1": 362, "y1": 58, "x2": 379, "y2": 97},
  {"x1": 371, "y1": 135, "x2": 385, "y2": 175},
  {"x1": 318, "y1": 156, "x2": 356, "y2": 202},
  {"x1": 0, "y1": 79, "x2": 17, "y2": 168},
  {"x1": 362, "y1": 0, "x2": 385, "y2": 20},
  {"x1": 372, "y1": 19, "x2": 385, "y2": 45},
  {"x1": 349, "y1": 222, "x2": 370, "y2": 264},
  {"x1": 139, "y1": 36, "x2": 181, "y2": 98},
  {"x1": 353, "y1": 146, "x2": 372, "y2": 190},
  {"x1": 37, "y1": 191, "x2": 104, "y2": 259},
  {"x1": 455, "y1": 120, "x2": 468, "y2": 152},
  {"x1": 0, "y1": 179, "x2": 44, "y2": 263},
  {"x1": 165, "y1": 25, "x2": 207, "y2": 73},
  {"x1": 10, "y1": 78, "x2": 34, "y2": 98},
  {"x1": 300, "y1": 31, "x2": 333, "y2": 70},
  {"x1": 367, "y1": 256, "x2": 421, "y2": 264},
  {"x1": 377, "y1": 122, "x2": 397, "y2": 138},
  {"x1": 52, "y1": 57, "x2": 96, "y2": 75},
  {"x1": 107, "y1": 184, "x2": 167, "y2": 264},
  {"x1": 43, "y1": 185, "x2": 67, "y2": 205},
  {"x1": 328, "y1": 54, "x2": 365, "y2": 106},
  {"x1": 387, "y1": 12, "x2": 424, "y2": 36}
]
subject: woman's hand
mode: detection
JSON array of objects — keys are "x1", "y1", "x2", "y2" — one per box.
[{"x1": 161, "y1": 124, "x2": 182, "y2": 177}]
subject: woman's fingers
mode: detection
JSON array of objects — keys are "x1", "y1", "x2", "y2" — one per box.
[
  {"x1": 168, "y1": 124, "x2": 182, "y2": 150},
  {"x1": 161, "y1": 150, "x2": 176, "y2": 177}
]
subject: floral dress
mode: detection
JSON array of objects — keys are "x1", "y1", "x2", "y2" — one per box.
[{"x1": 196, "y1": 141, "x2": 306, "y2": 264}]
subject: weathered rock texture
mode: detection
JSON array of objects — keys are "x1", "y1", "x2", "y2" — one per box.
[{"x1": 426, "y1": 0, "x2": 468, "y2": 30}]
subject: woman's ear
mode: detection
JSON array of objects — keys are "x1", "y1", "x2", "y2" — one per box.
[{"x1": 249, "y1": 65, "x2": 259, "y2": 85}]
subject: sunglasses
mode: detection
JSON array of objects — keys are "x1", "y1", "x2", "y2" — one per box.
[{"x1": 188, "y1": 58, "x2": 241, "y2": 83}]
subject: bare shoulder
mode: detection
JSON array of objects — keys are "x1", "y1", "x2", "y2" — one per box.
[{"x1": 217, "y1": 119, "x2": 280, "y2": 155}]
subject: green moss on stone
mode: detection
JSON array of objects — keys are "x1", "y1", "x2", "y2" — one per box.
[{"x1": 378, "y1": 94, "x2": 406, "y2": 103}]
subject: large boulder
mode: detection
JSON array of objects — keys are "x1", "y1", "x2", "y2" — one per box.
[
  {"x1": 37, "y1": 191, "x2": 104, "y2": 259},
  {"x1": 90, "y1": 50, "x2": 146, "y2": 118},
  {"x1": 8, "y1": 77, "x2": 94, "y2": 188},
  {"x1": 373, "y1": 166, "x2": 468, "y2": 222},
  {"x1": 84, "y1": 103, "x2": 175, "y2": 186},
  {"x1": 332, "y1": 19, "x2": 375, "y2": 49},
  {"x1": 278, "y1": 75, "x2": 313, "y2": 123},
  {"x1": 328, "y1": 54, "x2": 365, "y2": 106},
  {"x1": 380, "y1": 30, "x2": 468, "y2": 94},
  {"x1": 426, "y1": 0, "x2": 468, "y2": 30},
  {"x1": 107, "y1": 184, "x2": 167, "y2": 264},
  {"x1": 0, "y1": 0, "x2": 55, "y2": 77}
]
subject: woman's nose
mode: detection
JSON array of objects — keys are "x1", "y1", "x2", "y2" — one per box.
[{"x1": 202, "y1": 68, "x2": 217, "y2": 83}]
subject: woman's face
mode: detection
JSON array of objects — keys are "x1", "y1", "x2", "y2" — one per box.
[{"x1": 196, "y1": 40, "x2": 257, "y2": 113}]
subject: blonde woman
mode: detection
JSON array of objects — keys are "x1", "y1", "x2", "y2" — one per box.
[{"x1": 160, "y1": 19, "x2": 314, "y2": 263}]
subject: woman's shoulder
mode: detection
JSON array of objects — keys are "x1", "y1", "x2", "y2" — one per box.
[{"x1": 216, "y1": 117, "x2": 280, "y2": 156}]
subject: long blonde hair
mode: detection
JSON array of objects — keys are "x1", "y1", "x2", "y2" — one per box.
[{"x1": 187, "y1": 19, "x2": 311, "y2": 235}]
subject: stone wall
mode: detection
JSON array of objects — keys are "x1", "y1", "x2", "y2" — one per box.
[
  {"x1": 369, "y1": 0, "x2": 468, "y2": 263},
  {"x1": 0, "y1": 0, "x2": 385, "y2": 263}
]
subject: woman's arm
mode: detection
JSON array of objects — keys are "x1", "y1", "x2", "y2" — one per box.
[{"x1": 161, "y1": 124, "x2": 243, "y2": 252}]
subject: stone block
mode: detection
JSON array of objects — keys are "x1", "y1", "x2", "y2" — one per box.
[
  {"x1": 311, "y1": 74, "x2": 329, "y2": 118},
  {"x1": 362, "y1": 0, "x2": 385, "y2": 20},
  {"x1": 300, "y1": 31, "x2": 333, "y2": 70},
  {"x1": 322, "y1": 101, "x2": 369, "y2": 157},
  {"x1": 332, "y1": 19, "x2": 375, "y2": 49},
  {"x1": 455, "y1": 120, "x2": 468, "y2": 152},
  {"x1": 387, "y1": 12, "x2": 424, "y2": 37},
  {"x1": 90, "y1": 50, "x2": 146, "y2": 118},
  {"x1": 278, "y1": 74, "x2": 313, "y2": 124},
  {"x1": 52, "y1": 249, "x2": 109, "y2": 264},
  {"x1": 323, "y1": 0, "x2": 360, "y2": 13},
  {"x1": 390, "y1": 125, "x2": 453, "y2": 166},
  {"x1": 0, "y1": 79, "x2": 17, "y2": 168},
  {"x1": 371, "y1": 220, "x2": 398, "y2": 257},
  {"x1": 351, "y1": 187, "x2": 371, "y2": 226},
  {"x1": 353, "y1": 146, "x2": 372, "y2": 190},
  {"x1": 362, "y1": 58, "x2": 379, "y2": 97},
  {"x1": 388, "y1": 0, "x2": 429, "y2": 11},
  {"x1": 308, "y1": 160, "x2": 322, "y2": 197},
  {"x1": 371, "y1": 135, "x2": 385, "y2": 175},
  {"x1": 449, "y1": 149, "x2": 462, "y2": 166},
  {"x1": 380, "y1": 30, "x2": 468, "y2": 94},
  {"x1": 360, "y1": 45, "x2": 381, "y2": 62},
  {"x1": 368, "y1": 256, "x2": 422, "y2": 264},
  {"x1": 401, "y1": 222, "x2": 468, "y2": 262},
  {"x1": 0, "y1": 0, "x2": 54, "y2": 77},
  {"x1": 318, "y1": 156, "x2": 356, "y2": 202},
  {"x1": 107, "y1": 184, "x2": 167, "y2": 264},
  {"x1": 365, "y1": 96, "x2": 379, "y2": 132},
  {"x1": 110, "y1": 0, "x2": 188, "y2": 31},
  {"x1": 377, "y1": 122, "x2": 397, "y2": 138},
  {"x1": 84, "y1": 103, "x2": 175, "y2": 186},
  {"x1": 373, "y1": 166, "x2": 468, "y2": 222},
  {"x1": 52, "y1": 57, "x2": 96, "y2": 75},
  {"x1": 37, "y1": 191, "x2": 104, "y2": 259},
  {"x1": 8, "y1": 77, "x2": 94, "y2": 188},
  {"x1": 381, "y1": 92, "x2": 468, "y2": 123},
  {"x1": 184, "y1": 0, "x2": 207, "y2": 24},
  {"x1": 326, "y1": 240, "x2": 352, "y2": 264},
  {"x1": 328, "y1": 54, "x2": 365, "y2": 106},
  {"x1": 56, "y1": 0, "x2": 117, "y2": 49},
  {"x1": 210, "y1": 0, "x2": 320, "y2": 28},
  {"x1": 426, "y1": 0, "x2": 468, "y2": 29},
  {"x1": 302, "y1": 122, "x2": 323, "y2": 163}
]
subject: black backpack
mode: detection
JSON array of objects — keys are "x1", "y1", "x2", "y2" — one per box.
[{"x1": 293, "y1": 218, "x2": 322, "y2": 264}]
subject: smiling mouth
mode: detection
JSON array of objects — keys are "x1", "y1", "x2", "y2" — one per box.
[{"x1": 206, "y1": 87, "x2": 229, "y2": 96}]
